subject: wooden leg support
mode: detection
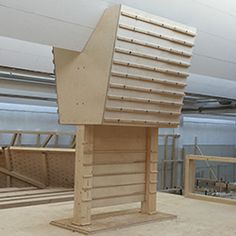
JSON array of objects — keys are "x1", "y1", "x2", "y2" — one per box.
[
  {"x1": 141, "y1": 128, "x2": 158, "y2": 214},
  {"x1": 73, "y1": 126, "x2": 93, "y2": 226},
  {"x1": 184, "y1": 157, "x2": 195, "y2": 197}
]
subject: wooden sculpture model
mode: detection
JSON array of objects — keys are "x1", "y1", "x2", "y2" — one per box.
[{"x1": 51, "y1": 4, "x2": 196, "y2": 234}]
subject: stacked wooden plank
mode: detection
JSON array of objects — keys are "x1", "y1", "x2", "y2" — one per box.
[{"x1": 0, "y1": 187, "x2": 73, "y2": 209}]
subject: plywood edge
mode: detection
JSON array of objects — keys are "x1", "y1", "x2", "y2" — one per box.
[
  {"x1": 187, "y1": 193, "x2": 236, "y2": 206},
  {"x1": 51, "y1": 209, "x2": 176, "y2": 235},
  {"x1": 54, "y1": 5, "x2": 121, "y2": 125},
  {"x1": 187, "y1": 154, "x2": 236, "y2": 163},
  {"x1": 8, "y1": 146, "x2": 75, "y2": 153}
]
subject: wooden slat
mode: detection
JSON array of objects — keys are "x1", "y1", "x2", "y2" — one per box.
[
  {"x1": 187, "y1": 155, "x2": 236, "y2": 164},
  {"x1": 113, "y1": 59, "x2": 189, "y2": 77},
  {"x1": 120, "y1": 11, "x2": 196, "y2": 37},
  {"x1": 92, "y1": 194, "x2": 144, "y2": 208},
  {"x1": 93, "y1": 152, "x2": 145, "y2": 165},
  {"x1": 93, "y1": 126, "x2": 146, "y2": 151},
  {"x1": 114, "y1": 48, "x2": 190, "y2": 68},
  {"x1": 92, "y1": 184, "x2": 144, "y2": 199},
  {"x1": 0, "y1": 188, "x2": 73, "y2": 199},
  {"x1": 0, "y1": 190, "x2": 74, "y2": 202},
  {"x1": 93, "y1": 163, "x2": 145, "y2": 175},
  {"x1": 119, "y1": 24, "x2": 194, "y2": 47},
  {"x1": 0, "y1": 194, "x2": 73, "y2": 209},
  {"x1": 103, "y1": 118, "x2": 179, "y2": 127},
  {"x1": 117, "y1": 36, "x2": 192, "y2": 57},
  {"x1": 0, "y1": 187, "x2": 36, "y2": 194},
  {"x1": 105, "y1": 106, "x2": 180, "y2": 116},
  {"x1": 107, "y1": 94, "x2": 183, "y2": 107},
  {"x1": 9, "y1": 147, "x2": 75, "y2": 153},
  {"x1": 188, "y1": 193, "x2": 236, "y2": 206},
  {"x1": 93, "y1": 173, "x2": 145, "y2": 187},
  {"x1": 0, "y1": 130, "x2": 73, "y2": 135},
  {"x1": 111, "y1": 71, "x2": 186, "y2": 87},
  {"x1": 109, "y1": 83, "x2": 185, "y2": 97}
]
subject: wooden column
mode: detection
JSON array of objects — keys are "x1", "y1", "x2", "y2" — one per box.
[
  {"x1": 73, "y1": 125, "x2": 93, "y2": 226},
  {"x1": 141, "y1": 128, "x2": 158, "y2": 214},
  {"x1": 184, "y1": 157, "x2": 195, "y2": 196}
]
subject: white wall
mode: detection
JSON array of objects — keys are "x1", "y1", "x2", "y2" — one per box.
[
  {"x1": 180, "y1": 116, "x2": 236, "y2": 146},
  {"x1": 0, "y1": 0, "x2": 236, "y2": 98},
  {"x1": 0, "y1": 36, "x2": 53, "y2": 73}
]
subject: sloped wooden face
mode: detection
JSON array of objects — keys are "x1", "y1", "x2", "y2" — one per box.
[{"x1": 102, "y1": 5, "x2": 196, "y2": 128}]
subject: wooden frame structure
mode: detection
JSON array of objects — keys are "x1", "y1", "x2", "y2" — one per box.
[
  {"x1": 0, "y1": 130, "x2": 75, "y2": 148},
  {"x1": 184, "y1": 154, "x2": 236, "y2": 205},
  {"x1": 52, "y1": 4, "x2": 196, "y2": 234}
]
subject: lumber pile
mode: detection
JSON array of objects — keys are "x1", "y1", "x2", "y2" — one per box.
[{"x1": 0, "y1": 187, "x2": 73, "y2": 209}]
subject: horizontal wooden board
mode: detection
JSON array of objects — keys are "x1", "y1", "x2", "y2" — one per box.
[
  {"x1": 117, "y1": 27, "x2": 193, "y2": 56},
  {"x1": 107, "y1": 83, "x2": 184, "y2": 103},
  {"x1": 116, "y1": 36, "x2": 190, "y2": 64},
  {"x1": 93, "y1": 163, "x2": 145, "y2": 175},
  {"x1": 105, "y1": 99, "x2": 181, "y2": 113},
  {"x1": 93, "y1": 173, "x2": 145, "y2": 187},
  {"x1": 0, "y1": 191, "x2": 74, "y2": 202},
  {"x1": 110, "y1": 73, "x2": 185, "y2": 93},
  {"x1": 0, "y1": 188, "x2": 73, "y2": 199},
  {"x1": 120, "y1": 8, "x2": 196, "y2": 37},
  {"x1": 113, "y1": 52, "x2": 189, "y2": 76},
  {"x1": 92, "y1": 193, "x2": 144, "y2": 208},
  {"x1": 93, "y1": 126, "x2": 146, "y2": 151},
  {"x1": 93, "y1": 152, "x2": 145, "y2": 165},
  {"x1": 93, "y1": 184, "x2": 145, "y2": 199},
  {"x1": 0, "y1": 194, "x2": 73, "y2": 209},
  {"x1": 9, "y1": 147, "x2": 75, "y2": 153},
  {"x1": 104, "y1": 110, "x2": 180, "y2": 123},
  {"x1": 0, "y1": 187, "x2": 36, "y2": 194}
]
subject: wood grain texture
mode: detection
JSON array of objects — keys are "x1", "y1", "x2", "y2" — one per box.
[{"x1": 54, "y1": 5, "x2": 121, "y2": 125}]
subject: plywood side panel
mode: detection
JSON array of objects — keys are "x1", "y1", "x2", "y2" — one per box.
[
  {"x1": 10, "y1": 150, "x2": 46, "y2": 187},
  {"x1": 54, "y1": 5, "x2": 121, "y2": 124},
  {"x1": 0, "y1": 148, "x2": 76, "y2": 188}
]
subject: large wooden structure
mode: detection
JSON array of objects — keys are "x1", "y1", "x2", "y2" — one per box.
[
  {"x1": 185, "y1": 154, "x2": 236, "y2": 206},
  {"x1": 52, "y1": 4, "x2": 196, "y2": 233}
]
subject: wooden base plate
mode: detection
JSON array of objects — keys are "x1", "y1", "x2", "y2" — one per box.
[{"x1": 50, "y1": 208, "x2": 176, "y2": 234}]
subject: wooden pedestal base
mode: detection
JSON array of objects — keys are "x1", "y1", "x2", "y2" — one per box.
[{"x1": 51, "y1": 209, "x2": 176, "y2": 234}]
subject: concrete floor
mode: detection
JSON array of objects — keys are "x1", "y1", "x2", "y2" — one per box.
[{"x1": 0, "y1": 192, "x2": 235, "y2": 236}]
